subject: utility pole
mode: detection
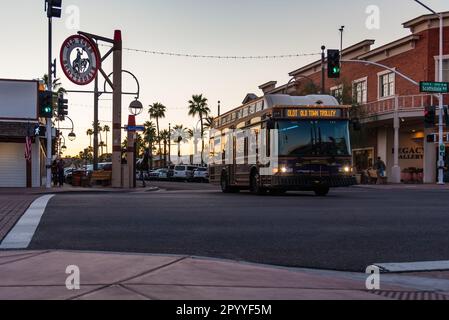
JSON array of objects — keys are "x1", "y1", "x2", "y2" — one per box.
[
  {"x1": 44, "y1": 0, "x2": 62, "y2": 188},
  {"x1": 112, "y1": 30, "x2": 123, "y2": 188},
  {"x1": 93, "y1": 73, "x2": 99, "y2": 171},
  {"x1": 339, "y1": 26, "x2": 345, "y2": 62},
  {"x1": 321, "y1": 45, "x2": 326, "y2": 94},
  {"x1": 46, "y1": 14, "x2": 53, "y2": 189}
]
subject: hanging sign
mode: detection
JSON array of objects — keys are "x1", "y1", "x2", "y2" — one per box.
[{"x1": 60, "y1": 35, "x2": 101, "y2": 85}]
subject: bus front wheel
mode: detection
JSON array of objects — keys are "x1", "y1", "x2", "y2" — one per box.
[
  {"x1": 221, "y1": 173, "x2": 239, "y2": 193},
  {"x1": 314, "y1": 186, "x2": 330, "y2": 197},
  {"x1": 250, "y1": 172, "x2": 266, "y2": 195}
]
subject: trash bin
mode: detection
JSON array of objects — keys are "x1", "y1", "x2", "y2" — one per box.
[{"x1": 72, "y1": 171, "x2": 84, "y2": 187}]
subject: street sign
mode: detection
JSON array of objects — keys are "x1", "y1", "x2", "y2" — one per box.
[
  {"x1": 125, "y1": 125, "x2": 145, "y2": 132},
  {"x1": 420, "y1": 81, "x2": 449, "y2": 94}
]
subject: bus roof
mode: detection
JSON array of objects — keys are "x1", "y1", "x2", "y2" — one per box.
[
  {"x1": 264, "y1": 94, "x2": 340, "y2": 108},
  {"x1": 214, "y1": 94, "x2": 341, "y2": 129}
]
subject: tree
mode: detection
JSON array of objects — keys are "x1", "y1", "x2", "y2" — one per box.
[
  {"x1": 99, "y1": 141, "x2": 106, "y2": 156},
  {"x1": 86, "y1": 129, "x2": 93, "y2": 148},
  {"x1": 203, "y1": 116, "x2": 215, "y2": 130},
  {"x1": 41, "y1": 74, "x2": 66, "y2": 94},
  {"x1": 148, "y1": 103, "x2": 167, "y2": 157},
  {"x1": 159, "y1": 129, "x2": 171, "y2": 167},
  {"x1": 144, "y1": 121, "x2": 157, "y2": 169},
  {"x1": 171, "y1": 125, "x2": 189, "y2": 163},
  {"x1": 188, "y1": 94, "x2": 211, "y2": 165},
  {"x1": 103, "y1": 125, "x2": 111, "y2": 154}
]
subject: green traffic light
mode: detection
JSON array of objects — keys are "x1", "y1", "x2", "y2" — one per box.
[{"x1": 333, "y1": 67, "x2": 340, "y2": 74}]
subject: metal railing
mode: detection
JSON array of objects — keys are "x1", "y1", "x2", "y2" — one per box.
[{"x1": 360, "y1": 93, "x2": 448, "y2": 118}]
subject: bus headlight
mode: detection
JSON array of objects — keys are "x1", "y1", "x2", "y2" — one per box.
[
  {"x1": 280, "y1": 166, "x2": 293, "y2": 174},
  {"x1": 344, "y1": 166, "x2": 351, "y2": 173}
]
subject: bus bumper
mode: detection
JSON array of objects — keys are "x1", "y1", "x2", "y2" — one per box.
[{"x1": 268, "y1": 175, "x2": 357, "y2": 190}]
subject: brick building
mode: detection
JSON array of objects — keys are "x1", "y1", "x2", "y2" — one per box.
[{"x1": 259, "y1": 11, "x2": 449, "y2": 184}]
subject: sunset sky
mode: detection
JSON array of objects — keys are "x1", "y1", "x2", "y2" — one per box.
[{"x1": 0, "y1": 0, "x2": 447, "y2": 155}]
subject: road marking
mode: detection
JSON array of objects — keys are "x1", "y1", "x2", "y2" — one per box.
[
  {"x1": 375, "y1": 261, "x2": 449, "y2": 273},
  {"x1": 0, "y1": 195, "x2": 54, "y2": 249}
]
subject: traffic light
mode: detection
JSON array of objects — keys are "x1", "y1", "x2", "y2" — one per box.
[
  {"x1": 327, "y1": 49, "x2": 341, "y2": 79},
  {"x1": 57, "y1": 94, "x2": 68, "y2": 120},
  {"x1": 45, "y1": 0, "x2": 62, "y2": 18},
  {"x1": 39, "y1": 91, "x2": 54, "y2": 118},
  {"x1": 424, "y1": 106, "x2": 436, "y2": 128},
  {"x1": 34, "y1": 125, "x2": 47, "y2": 138}
]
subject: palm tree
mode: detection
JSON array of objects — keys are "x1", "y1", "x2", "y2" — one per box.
[
  {"x1": 171, "y1": 125, "x2": 189, "y2": 163},
  {"x1": 148, "y1": 103, "x2": 167, "y2": 157},
  {"x1": 144, "y1": 121, "x2": 157, "y2": 169},
  {"x1": 188, "y1": 94, "x2": 211, "y2": 165},
  {"x1": 103, "y1": 125, "x2": 111, "y2": 154},
  {"x1": 41, "y1": 74, "x2": 66, "y2": 94},
  {"x1": 86, "y1": 129, "x2": 94, "y2": 148},
  {"x1": 92, "y1": 121, "x2": 103, "y2": 149},
  {"x1": 203, "y1": 116, "x2": 215, "y2": 130},
  {"x1": 99, "y1": 141, "x2": 106, "y2": 156},
  {"x1": 159, "y1": 129, "x2": 171, "y2": 167}
]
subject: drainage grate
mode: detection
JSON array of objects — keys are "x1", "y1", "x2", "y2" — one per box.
[{"x1": 369, "y1": 291, "x2": 449, "y2": 301}]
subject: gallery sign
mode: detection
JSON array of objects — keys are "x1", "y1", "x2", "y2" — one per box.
[{"x1": 60, "y1": 35, "x2": 101, "y2": 85}]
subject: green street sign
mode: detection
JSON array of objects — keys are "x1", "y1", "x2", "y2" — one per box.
[{"x1": 420, "y1": 81, "x2": 449, "y2": 94}]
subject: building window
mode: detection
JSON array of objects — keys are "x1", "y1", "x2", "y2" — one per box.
[
  {"x1": 353, "y1": 78, "x2": 367, "y2": 104},
  {"x1": 379, "y1": 72, "x2": 395, "y2": 98},
  {"x1": 330, "y1": 85, "x2": 344, "y2": 103},
  {"x1": 444, "y1": 59, "x2": 449, "y2": 82}
]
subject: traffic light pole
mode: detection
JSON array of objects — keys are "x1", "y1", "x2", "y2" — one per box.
[
  {"x1": 46, "y1": 16, "x2": 53, "y2": 189},
  {"x1": 437, "y1": 13, "x2": 444, "y2": 185}
]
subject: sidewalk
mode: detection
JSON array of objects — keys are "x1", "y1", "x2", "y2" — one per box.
[
  {"x1": 1, "y1": 250, "x2": 448, "y2": 300},
  {"x1": 0, "y1": 185, "x2": 159, "y2": 196},
  {"x1": 353, "y1": 184, "x2": 449, "y2": 191}
]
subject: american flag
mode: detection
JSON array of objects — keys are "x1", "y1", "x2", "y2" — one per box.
[{"x1": 25, "y1": 136, "x2": 32, "y2": 162}]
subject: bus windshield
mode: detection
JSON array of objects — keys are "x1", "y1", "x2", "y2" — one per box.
[{"x1": 277, "y1": 120, "x2": 351, "y2": 157}]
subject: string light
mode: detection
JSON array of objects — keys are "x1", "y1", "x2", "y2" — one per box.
[{"x1": 98, "y1": 44, "x2": 320, "y2": 60}]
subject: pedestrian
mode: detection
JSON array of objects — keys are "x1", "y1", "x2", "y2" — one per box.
[
  {"x1": 57, "y1": 158, "x2": 65, "y2": 187},
  {"x1": 374, "y1": 157, "x2": 387, "y2": 178},
  {"x1": 51, "y1": 160, "x2": 58, "y2": 187},
  {"x1": 140, "y1": 149, "x2": 150, "y2": 188}
]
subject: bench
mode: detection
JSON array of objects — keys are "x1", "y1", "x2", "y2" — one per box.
[
  {"x1": 367, "y1": 170, "x2": 388, "y2": 185},
  {"x1": 91, "y1": 171, "x2": 112, "y2": 187}
]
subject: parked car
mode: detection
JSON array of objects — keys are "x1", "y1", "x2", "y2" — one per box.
[
  {"x1": 149, "y1": 169, "x2": 169, "y2": 180},
  {"x1": 167, "y1": 165, "x2": 175, "y2": 180},
  {"x1": 173, "y1": 165, "x2": 196, "y2": 181},
  {"x1": 193, "y1": 167, "x2": 209, "y2": 183}
]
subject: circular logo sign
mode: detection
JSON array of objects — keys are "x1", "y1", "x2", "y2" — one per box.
[{"x1": 60, "y1": 35, "x2": 100, "y2": 86}]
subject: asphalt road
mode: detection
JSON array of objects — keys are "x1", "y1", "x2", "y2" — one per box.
[{"x1": 27, "y1": 183, "x2": 449, "y2": 272}]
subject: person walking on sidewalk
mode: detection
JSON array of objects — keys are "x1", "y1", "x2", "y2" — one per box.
[
  {"x1": 140, "y1": 149, "x2": 150, "y2": 188},
  {"x1": 57, "y1": 159, "x2": 65, "y2": 187},
  {"x1": 375, "y1": 157, "x2": 387, "y2": 178}
]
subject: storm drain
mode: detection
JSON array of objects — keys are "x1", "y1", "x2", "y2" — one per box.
[{"x1": 369, "y1": 290, "x2": 449, "y2": 301}]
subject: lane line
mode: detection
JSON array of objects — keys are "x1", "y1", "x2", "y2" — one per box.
[
  {"x1": 0, "y1": 195, "x2": 55, "y2": 250},
  {"x1": 375, "y1": 260, "x2": 449, "y2": 273}
]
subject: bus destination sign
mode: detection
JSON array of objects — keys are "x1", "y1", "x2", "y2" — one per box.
[{"x1": 285, "y1": 108, "x2": 343, "y2": 119}]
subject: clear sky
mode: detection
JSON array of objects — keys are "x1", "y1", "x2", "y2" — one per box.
[{"x1": 0, "y1": 0, "x2": 447, "y2": 155}]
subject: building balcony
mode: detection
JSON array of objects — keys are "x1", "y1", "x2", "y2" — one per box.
[{"x1": 359, "y1": 94, "x2": 448, "y2": 123}]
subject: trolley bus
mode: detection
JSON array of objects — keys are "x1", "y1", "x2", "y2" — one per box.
[{"x1": 208, "y1": 94, "x2": 357, "y2": 196}]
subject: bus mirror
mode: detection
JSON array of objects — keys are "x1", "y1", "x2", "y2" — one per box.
[{"x1": 352, "y1": 119, "x2": 361, "y2": 131}]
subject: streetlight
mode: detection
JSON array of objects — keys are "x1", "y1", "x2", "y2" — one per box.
[
  {"x1": 129, "y1": 98, "x2": 143, "y2": 116},
  {"x1": 68, "y1": 132, "x2": 77, "y2": 142},
  {"x1": 414, "y1": 0, "x2": 445, "y2": 185}
]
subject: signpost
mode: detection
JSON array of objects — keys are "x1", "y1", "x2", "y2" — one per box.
[{"x1": 420, "y1": 81, "x2": 449, "y2": 94}]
